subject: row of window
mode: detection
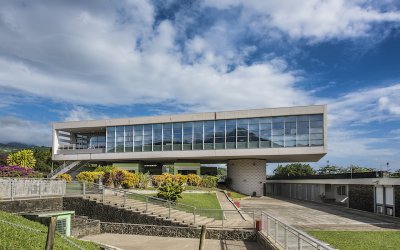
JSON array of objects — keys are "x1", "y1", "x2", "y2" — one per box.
[{"x1": 106, "y1": 114, "x2": 324, "y2": 153}]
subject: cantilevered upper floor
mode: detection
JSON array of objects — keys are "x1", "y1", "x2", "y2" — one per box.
[{"x1": 52, "y1": 105, "x2": 327, "y2": 162}]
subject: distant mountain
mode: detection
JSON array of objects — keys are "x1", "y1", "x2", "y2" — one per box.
[{"x1": 0, "y1": 142, "x2": 47, "y2": 152}]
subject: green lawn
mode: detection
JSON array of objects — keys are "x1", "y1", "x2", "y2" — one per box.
[
  {"x1": 179, "y1": 193, "x2": 221, "y2": 209},
  {"x1": 228, "y1": 190, "x2": 248, "y2": 200},
  {"x1": 0, "y1": 210, "x2": 99, "y2": 250},
  {"x1": 308, "y1": 231, "x2": 400, "y2": 250}
]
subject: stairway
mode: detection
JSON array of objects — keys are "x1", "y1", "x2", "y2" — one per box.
[
  {"x1": 84, "y1": 194, "x2": 217, "y2": 227},
  {"x1": 48, "y1": 161, "x2": 85, "y2": 179}
]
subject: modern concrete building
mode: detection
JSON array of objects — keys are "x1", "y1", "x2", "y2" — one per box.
[{"x1": 51, "y1": 105, "x2": 327, "y2": 195}]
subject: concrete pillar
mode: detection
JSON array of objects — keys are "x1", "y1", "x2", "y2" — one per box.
[{"x1": 227, "y1": 159, "x2": 267, "y2": 196}]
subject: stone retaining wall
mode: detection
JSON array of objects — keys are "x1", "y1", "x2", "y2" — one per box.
[
  {"x1": 0, "y1": 197, "x2": 63, "y2": 213},
  {"x1": 348, "y1": 185, "x2": 374, "y2": 212},
  {"x1": 72, "y1": 216, "x2": 101, "y2": 238},
  {"x1": 100, "y1": 222, "x2": 257, "y2": 241},
  {"x1": 63, "y1": 197, "x2": 182, "y2": 227}
]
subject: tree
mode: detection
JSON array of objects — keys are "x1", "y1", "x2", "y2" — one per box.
[
  {"x1": 7, "y1": 149, "x2": 36, "y2": 168},
  {"x1": 33, "y1": 147, "x2": 53, "y2": 173},
  {"x1": 317, "y1": 165, "x2": 344, "y2": 175},
  {"x1": 345, "y1": 165, "x2": 375, "y2": 173},
  {"x1": 156, "y1": 181, "x2": 184, "y2": 202},
  {"x1": 273, "y1": 163, "x2": 316, "y2": 177}
]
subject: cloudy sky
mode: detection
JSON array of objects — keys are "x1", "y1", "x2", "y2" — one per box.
[{"x1": 1, "y1": 0, "x2": 400, "y2": 171}]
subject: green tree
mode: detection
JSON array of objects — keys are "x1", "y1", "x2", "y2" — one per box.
[
  {"x1": 156, "y1": 181, "x2": 184, "y2": 202},
  {"x1": 7, "y1": 149, "x2": 36, "y2": 168},
  {"x1": 273, "y1": 163, "x2": 316, "y2": 177},
  {"x1": 317, "y1": 165, "x2": 344, "y2": 175},
  {"x1": 33, "y1": 147, "x2": 53, "y2": 173},
  {"x1": 345, "y1": 165, "x2": 375, "y2": 173}
]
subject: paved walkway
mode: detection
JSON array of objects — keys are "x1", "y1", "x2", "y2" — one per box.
[
  {"x1": 82, "y1": 233, "x2": 261, "y2": 250},
  {"x1": 240, "y1": 196, "x2": 400, "y2": 231},
  {"x1": 216, "y1": 191, "x2": 244, "y2": 220}
]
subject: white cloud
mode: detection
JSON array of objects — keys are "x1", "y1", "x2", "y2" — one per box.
[
  {"x1": 203, "y1": 0, "x2": 400, "y2": 41},
  {"x1": 0, "y1": 117, "x2": 50, "y2": 146},
  {"x1": 64, "y1": 106, "x2": 109, "y2": 122}
]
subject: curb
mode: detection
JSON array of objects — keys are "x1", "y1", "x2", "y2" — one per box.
[{"x1": 222, "y1": 191, "x2": 248, "y2": 221}]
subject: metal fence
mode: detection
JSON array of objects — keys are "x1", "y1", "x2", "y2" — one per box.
[
  {"x1": 65, "y1": 181, "x2": 255, "y2": 229},
  {"x1": 0, "y1": 178, "x2": 66, "y2": 200},
  {"x1": 261, "y1": 211, "x2": 334, "y2": 250}
]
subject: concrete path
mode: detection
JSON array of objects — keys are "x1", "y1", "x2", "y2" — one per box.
[
  {"x1": 82, "y1": 233, "x2": 261, "y2": 250},
  {"x1": 240, "y1": 196, "x2": 400, "y2": 231},
  {"x1": 216, "y1": 191, "x2": 244, "y2": 220}
]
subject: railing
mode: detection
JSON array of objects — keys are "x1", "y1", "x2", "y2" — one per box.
[
  {"x1": 0, "y1": 178, "x2": 66, "y2": 201},
  {"x1": 261, "y1": 211, "x2": 334, "y2": 250},
  {"x1": 65, "y1": 181, "x2": 256, "y2": 228}
]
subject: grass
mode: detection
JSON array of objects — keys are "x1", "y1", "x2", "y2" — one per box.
[
  {"x1": 228, "y1": 190, "x2": 248, "y2": 200},
  {"x1": 0, "y1": 210, "x2": 99, "y2": 250},
  {"x1": 308, "y1": 231, "x2": 400, "y2": 250}
]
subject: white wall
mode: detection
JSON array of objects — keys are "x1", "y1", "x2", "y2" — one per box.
[{"x1": 227, "y1": 159, "x2": 266, "y2": 196}]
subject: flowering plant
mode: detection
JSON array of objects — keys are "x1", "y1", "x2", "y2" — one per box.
[{"x1": 0, "y1": 165, "x2": 43, "y2": 178}]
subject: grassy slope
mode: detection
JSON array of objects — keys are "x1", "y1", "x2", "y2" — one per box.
[
  {"x1": 308, "y1": 231, "x2": 400, "y2": 250},
  {"x1": 179, "y1": 193, "x2": 221, "y2": 210},
  {"x1": 0, "y1": 210, "x2": 99, "y2": 250}
]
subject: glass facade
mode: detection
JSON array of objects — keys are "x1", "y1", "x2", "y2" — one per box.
[{"x1": 105, "y1": 114, "x2": 324, "y2": 153}]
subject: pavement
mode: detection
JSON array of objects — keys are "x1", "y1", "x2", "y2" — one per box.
[
  {"x1": 82, "y1": 234, "x2": 262, "y2": 250},
  {"x1": 240, "y1": 196, "x2": 400, "y2": 231},
  {"x1": 216, "y1": 191, "x2": 246, "y2": 220}
]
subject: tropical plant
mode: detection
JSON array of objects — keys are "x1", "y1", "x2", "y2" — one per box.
[
  {"x1": 112, "y1": 169, "x2": 126, "y2": 187},
  {"x1": 32, "y1": 147, "x2": 55, "y2": 173},
  {"x1": 95, "y1": 165, "x2": 116, "y2": 172},
  {"x1": 137, "y1": 172, "x2": 150, "y2": 188},
  {"x1": 57, "y1": 173, "x2": 72, "y2": 182},
  {"x1": 6, "y1": 150, "x2": 36, "y2": 168},
  {"x1": 76, "y1": 171, "x2": 104, "y2": 183},
  {"x1": 174, "y1": 174, "x2": 188, "y2": 186},
  {"x1": 102, "y1": 171, "x2": 113, "y2": 186},
  {"x1": 187, "y1": 174, "x2": 202, "y2": 186},
  {"x1": 0, "y1": 165, "x2": 43, "y2": 178},
  {"x1": 156, "y1": 181, "x2": 184, "y2": 202},
  {"x1": 317, "y1": 165, "x2": 345, "y2": 175},
  {"x1": 122, "y1": 172, "x2": 139, "y2": 189},
  {"x1": 201, "y1": 175, "x2": 218, "y2": 188}
]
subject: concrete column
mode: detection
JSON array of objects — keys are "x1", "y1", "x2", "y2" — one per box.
[{"x1": 227, "y1": 159, "x2": 267, "y2": 196}]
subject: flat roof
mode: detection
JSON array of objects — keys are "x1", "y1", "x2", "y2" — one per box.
[{"x1": 54, "y1": 104, "x2": 326, "y2": 130}]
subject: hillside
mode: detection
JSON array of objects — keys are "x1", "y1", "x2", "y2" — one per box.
[{"x1": 0, "y1": 210, "x2": 99, "y2": 249}]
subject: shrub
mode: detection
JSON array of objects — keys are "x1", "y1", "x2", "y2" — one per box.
[
  {"x1": 6, "y1": 150, "x2": 36, "y2": 168},
  {"x1": 174, "y1": 174, "x2": 188, "y2": 186},
  {"x1": 156, "y1": 181, "x2": 184, "y2": 202},
  {"x1": 76, "y1": 171, "x2": 104, "y2": 183},
  {"x1": 187, "y1": 174, "x2": 201, "y2": 186},
  {"x1": 152, "y1": 175, "x2": 166, "y2": 187},
  {"x1": 201, "y1": 175, "x2": 218, "y2": 188},
  {"x1": 0, "y1": 166, "x2": 43, "y2": 178},
  {"x1": 122, "y1": 172, "x2": 139, "y2": 189},
  {"x1": 57, "y1": 173, "x2": 72, "y2": 182},
  {"x1": 95, "y1": 165, "x2": 116, "y2": 172},
  {"x1": 102, "y1": 172, "x2": 113, "y2": 186},
  {"x1": 137, "y1": 172, "x2": 150, "y2": 189},
  {"x1": 112, "y1": 169, "x2": 126, "y2": 187}
]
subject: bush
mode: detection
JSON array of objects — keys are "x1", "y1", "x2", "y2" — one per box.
[
  {"x1": 102, "y1": 171, "x2": 113, "y2": 186},
  {"x1": 122, "y1": 172, "x2": 139, "y2": 189},
  {"x1": 76, "y1": 171, "x2": 104, "y2": 183},
  {"x1": 137, "y1": 172, "x2": 150, "y2": 188},
  {"x1": 201, "y1": 175, "x2": 218, "y2": 188},
  {"x1": 57, "y1": 173, "x2": 72, "y2": 182},
  {"x1": 6, "y1": 150, "x2": 36, "y2": 168},
  {"x1": 152, "y1": 174, "x2": 166, "y2": 187},
  {"x1": 0, "y1": 166, "x2": 43, "y2": 178},
  {"x1": 187, "y1": 174, "x2": 201, "y2": 186},
  {"x1": 174, "y1": 174, "x2": 188, "y2": 186},
  {"x1": 156, "y1": 181, "x2": 184, "y2": 202},
  {"x1": 95, "y1": 165, "x2": 116, "y2": 172},
  {"x1": 112, "y1": 169, "x2": 126, "y2": 187}
]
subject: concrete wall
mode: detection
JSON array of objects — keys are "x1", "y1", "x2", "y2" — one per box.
[
  {"x1": 100, "y1": 222, "x2": 256, "y2": 241},
  {"x1": 227, "y1": 159, "x2": 266, "y2": 196}
]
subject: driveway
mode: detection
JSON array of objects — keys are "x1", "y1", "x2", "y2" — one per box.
[{"x1": 240, "y1": 196, "x2": 400, "y2": 231}]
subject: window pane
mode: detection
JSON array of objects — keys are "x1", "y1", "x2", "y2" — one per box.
[
  {"x1": 106, "y1": 127, "x2": 115, "y2": 153},
  {"x1": 237, "y1": 119, "x2": 248, "y2": 149},
  {"x1": 125, "y1": 126, "x2": 133, "y2": 152},
  {"x1": 193, "y1": 121, "x2": 203, "y2": 150},
  {"x1": 249, "y1": 118, "x2": 259, "y2": 149},
  {"x1": 173, "y1": 123, "x2": 182, "y2": 150},
  {"x1": 134, "y1": 125, "x2": 143, "y2": 152},
  {"x1": 143, "y1": 124, "x2": 152, "y2": 151},
  {"x1": 215, "y1": 120, "x2": 225, "y2": 149},
  {"x1": 183, "y1": 122, "x2": 193, "y2": 150},
  {"x1": 162, "y1": 123, "x2": 172, "y2": 151},
  {"x1": 153, "y1": 124, "x2": 162, "y2": 151},
  {"x1": 226, "y1": 119, "x2": 236, "y2": 149},
  {"x1": 285, "y1": 118, "x2": 296, "y2": 147},
  {"x1": 204, "y1": 121, "x2": 214, "y2": 150}
]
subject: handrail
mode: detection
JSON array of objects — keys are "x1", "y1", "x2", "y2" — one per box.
[{"x1": 261, "y1": 211, "x2": 334, "y2": 250}]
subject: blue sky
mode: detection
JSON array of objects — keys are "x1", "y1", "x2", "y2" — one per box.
[{"x1": 1, "y1": 0, "x2": 400, "y2": 171}]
